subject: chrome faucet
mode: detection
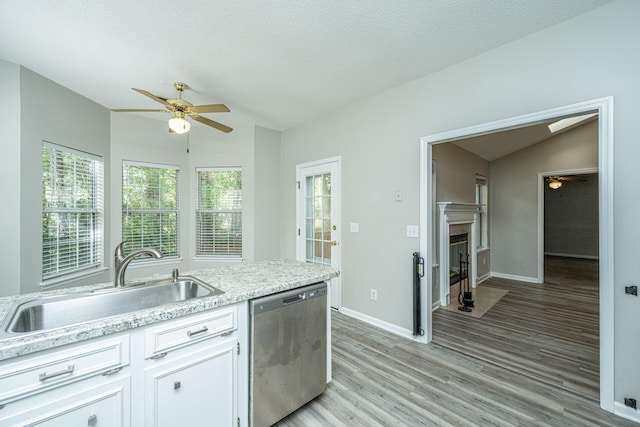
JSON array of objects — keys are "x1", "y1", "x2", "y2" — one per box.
[{"x1": 114, "y1": 241, "x2": 163, "y2": 287}]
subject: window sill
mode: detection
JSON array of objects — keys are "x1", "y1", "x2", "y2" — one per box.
[
  {"x1": 40, "y1": 266, "x2": 109, "y2": 290},
  {"x1": 193, "y1": 257, "x2": 244, "y2": 263},
  {"x1": 128, "y1": 257, "x2": 183, "y2": 269}
]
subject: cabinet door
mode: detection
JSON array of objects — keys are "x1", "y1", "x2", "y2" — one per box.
[
  {"x1": 1, "y1": 375, "x2": 129, "y2": 427},
  {"x1": 145, "y1": 338, "x2": 236, "y2": 427}
]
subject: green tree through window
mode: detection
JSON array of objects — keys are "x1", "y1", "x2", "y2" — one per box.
[
  {"x1": 42, "y1": 142, "x2": 104, "y2": 279},
  {"x1": 122, "y1": 162, "x2": 179, "y2": 258},
  {"x1": 196, "y1": 168, "x2": 242, "y2": 257}
]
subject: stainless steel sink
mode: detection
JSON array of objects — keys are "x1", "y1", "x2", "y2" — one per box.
[{"x1": 2, "y1": 276, "x2": 224, "y2": 334}]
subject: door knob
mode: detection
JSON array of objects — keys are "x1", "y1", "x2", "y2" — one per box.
[{"x1": 331, "y1": 241, "x2": 337, "y2": 246}]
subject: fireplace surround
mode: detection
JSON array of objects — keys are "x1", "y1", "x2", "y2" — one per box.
[{"x1": 438, "y1": 202, "x2": 480, "y2": 306}]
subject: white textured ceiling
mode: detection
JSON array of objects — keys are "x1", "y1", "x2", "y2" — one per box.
[{"x1": 0, "y1": 0, "x2": 611, "y2": 131}]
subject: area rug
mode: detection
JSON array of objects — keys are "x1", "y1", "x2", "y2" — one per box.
[{"x1": 442, "y1": 284, "x2": 508, "y2": 318}]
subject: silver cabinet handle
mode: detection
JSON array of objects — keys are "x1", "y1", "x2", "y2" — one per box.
[
  {"x1": 88, "y1": 414, "x2": 97, "y2": 426},
  {"x1": 150, "y1": 352, "x2": 168, "y2": 360},
  {"x1": 101, "y1": 366, "x2": 123, "y2": 376},
  {"x1": 39, "y1": 364, "x2": 75, "y2": 381},
  {"x1": 187, "y1": 326, "x2": 208, "y2": 337}
]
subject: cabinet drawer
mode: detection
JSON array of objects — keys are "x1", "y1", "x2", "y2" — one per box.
[
  {"x1": 0, "y1": 335, "x2": 129, "y2": 404},
  {"x1": 144, "y1": 307, "x2": 236, "y2": 358}
]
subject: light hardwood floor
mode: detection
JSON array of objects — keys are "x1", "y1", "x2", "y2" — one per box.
[{"x1": 275, "y1": 257, "x2": 635, "y2": 426}]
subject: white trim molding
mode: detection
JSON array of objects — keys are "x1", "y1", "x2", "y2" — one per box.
[
  {"x1": 420, "y1": 96, "x2": 615, "y2": 414},
  {"x1": 340, "y1": 307, "x2": 416, "y2": 341}
]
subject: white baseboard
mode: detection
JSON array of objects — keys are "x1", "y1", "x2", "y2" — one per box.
[
  {"x1": 614, "y1": 401, "x2": 640, "y2": 423},
  {"x1": 339, "y1": 307, "x2": 419, "y2": 342},
  {"x1": 477, "y1": 273, "x2": 491, "y2": 284},
  {"x1": 490, "y1": 271, "x2": 539, "y2": 284}
]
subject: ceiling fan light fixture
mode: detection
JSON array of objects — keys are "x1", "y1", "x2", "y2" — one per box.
[
  {"x1": 168, "y1": 115, "x2": 191, "y2": 134},
  {"x1": 548, "y1": 177, "x2": 562, "y2": 190}
]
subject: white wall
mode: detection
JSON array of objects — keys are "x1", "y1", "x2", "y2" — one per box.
[
  {"x1": 19, "y1": 67, "x2": 111, "y2": 294},
  {"x1": 280, "y1": 0, "x2": 640, "y2": 405},
  {"x1": 0, "y1": 60, "x2": 21, "y2": 297}
]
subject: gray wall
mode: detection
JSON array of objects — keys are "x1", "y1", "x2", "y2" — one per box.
[
  {"x1": 19, "y1": 67, "x2": 111, "y2": 294},
  {"x1": 0, "y1": 60, "x2": 21, "y2": 296},
  {"x1": 491, "y1": 120, "x2": 598, "y2": 279},
  {"x1": 433, "y1": 143, "x2": 489, "y2": 204},
  {"x1": 432, "y1": 143, "x2": 490, "y2": 299},
  {"x1": 110, "y1": 112, "x2": 259, "y2": 282},
  {"x1": 279, "y1": 0, "x2": 639, "y2": 403},
  {"x1": 544, "y1": 173, "x2": 598, "y2": 258},
  {"x1": 254, "y1": 126, "x2": 282, "y2": 261}
]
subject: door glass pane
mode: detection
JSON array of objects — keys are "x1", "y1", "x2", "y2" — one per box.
[
  {"x1": 305, "y1": 172, "x2": 332, "y2": 266},
  {"x1": 305, "y1": 219, "x2": 313, "y2": 238}
]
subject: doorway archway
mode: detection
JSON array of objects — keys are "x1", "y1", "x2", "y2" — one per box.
[{"x1": 419, "y1": 97, "x2": 614, "y2": 411}]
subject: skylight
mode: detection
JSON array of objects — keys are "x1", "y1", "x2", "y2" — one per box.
[{"x1": 548, "y1": 113, "x2": 598, "y2": 133}]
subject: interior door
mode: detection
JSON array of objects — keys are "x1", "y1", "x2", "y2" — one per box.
[{"x1": 296, "y1": 158, "x2": 341, "y2": 309}]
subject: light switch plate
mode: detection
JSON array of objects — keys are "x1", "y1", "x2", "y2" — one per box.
[
  {"x1": 406, "y1": 225, "x2": 419, "y2": 238},
  {"x1": 350, "y1": 223, "x2": 359, "y2": 233}
]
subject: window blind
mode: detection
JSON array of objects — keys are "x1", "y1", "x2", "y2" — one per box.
[
  {"x1": 122, "y1": 161, "x2": 179, "y2": 259},
  {"x1": 196, "y1": 168, "x2": 242, "y2": 257},
  {"x1": 42, "y1": 142, "x2": 104, "y2": 279}
]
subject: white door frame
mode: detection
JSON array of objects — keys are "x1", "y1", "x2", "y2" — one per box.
[
  {"x1": 295, "y1": 156, "x2": 342, "y2": 309},
  {"x1": 537, "y1": 167, "x2": 599, "y2": 284},
  {"x1": 419, "y1": 97, "x2": 614, "y2": 412}
]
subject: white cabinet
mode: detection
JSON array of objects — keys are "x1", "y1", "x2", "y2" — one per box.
[
  {"x1": 0, "y1": 303, "x2": 247, "y2": 427},
  {"x1": 0, "y1": 336, "x2": 130, "y2": 426},
  {"x1": 3, "y1": 375, "x2": 130, "y2": 427},
  {"x1": 142, "y1": 307, "x2": 240, "y2": 427},
  {"x1": 145, "y1": 338, "x2": 236, "y2": 427}
]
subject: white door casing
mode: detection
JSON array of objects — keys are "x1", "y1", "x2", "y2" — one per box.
[
  {"x1": 296, "y1": 157, "x2": 342, "y2": 309},
  {"x1": 420, "y1": 97, "x2": 614, "y2": 412}
]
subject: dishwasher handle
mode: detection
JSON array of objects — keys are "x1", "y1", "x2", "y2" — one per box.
[{"x1": 283, "y1": 293, "x2": 306, "y2": 305}]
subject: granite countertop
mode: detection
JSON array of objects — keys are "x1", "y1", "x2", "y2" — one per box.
[{"x1": 0, "y1": 259, "x2": 339, "y2": 361}]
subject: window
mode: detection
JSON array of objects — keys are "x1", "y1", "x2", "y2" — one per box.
[
  {"x1": 122, "y1": 162, "x2": 179, "y2": 259},
  {"x1": 196, "y1": 168, "x2": 242, "y2": 257},
  {"x1": 475, "y1": 175, "x2": 488, "y2": 249},
  {"x1": 42, "y1": 142, "x2": 104, "y2": 280}
]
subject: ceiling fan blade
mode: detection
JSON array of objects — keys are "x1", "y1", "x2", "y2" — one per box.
[
  {"x1": 191, "y1": 115, "x2": 233, "y2": 133},
  {"x1": 132, "y1": 88, "x2": 172, "y2": 109},
  {"x1": 189, "y1": 104, "x2": 230, "y2": 114},
  {"x1": 111, "y1": 109, "x2": 168, "y2": 113}
]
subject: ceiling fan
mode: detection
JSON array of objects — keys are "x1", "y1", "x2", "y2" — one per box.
[
  {"x1": 546, "y1": 175, "x2": 586, "y2": 190},
  {"x1": 112, "y1": 81, "x2": 232, "y2": 134}
]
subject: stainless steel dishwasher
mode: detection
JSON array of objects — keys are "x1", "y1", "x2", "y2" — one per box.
[{"x1": 249, "y1": 282, "x2": 327, "y2": 427}]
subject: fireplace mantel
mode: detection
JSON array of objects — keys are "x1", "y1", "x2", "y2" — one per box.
[{"x1": 438, "y1": 202, "x2": 480, "y2": 306}]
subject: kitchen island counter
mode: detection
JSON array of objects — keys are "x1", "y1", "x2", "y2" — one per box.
[{"x1": 0, "y1": 259, "x2": 338, "y2": 360}]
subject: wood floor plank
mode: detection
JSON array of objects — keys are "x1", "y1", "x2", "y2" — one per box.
[{"x1": 274, "y1": 257, "x2": 635, "y2": 426}]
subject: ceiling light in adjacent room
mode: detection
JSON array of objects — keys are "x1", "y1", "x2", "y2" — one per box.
[
  {"x1": 548, "y1": 177, "x2": 562, "y2": 190},
  {"x1": 168, "y1": 112, "x2": 191, "y2": 134}
]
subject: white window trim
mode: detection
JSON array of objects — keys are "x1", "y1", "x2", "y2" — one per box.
[
  {"x1": 195, "y1": 167, "x2": 243, "y2": 259},
  {"x1": 122, "y1": 160, "x2": 180, "y2": 261},
  {"x1": 41, "y1": 140, "x2": 105, "y2": 284}
]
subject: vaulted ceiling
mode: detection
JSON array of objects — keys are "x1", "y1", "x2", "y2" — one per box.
[{"x1": 0, "y1": 0, "x2": 612, "y2": 131}]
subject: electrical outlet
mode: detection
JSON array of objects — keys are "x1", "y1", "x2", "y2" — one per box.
[
  {"x1": 406, "y1": 225, "x2": 419, "y2": 238},
  {"x1": 370, "y1": 289, "x2": 378, "y2": 301},
  {"x1": 624, "y1": 397, "x2": 637, "y2": 410}
]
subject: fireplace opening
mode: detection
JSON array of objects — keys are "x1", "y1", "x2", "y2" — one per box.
[{"x1": 450, "y1": 233, "x2": 469, "y2": 286}]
